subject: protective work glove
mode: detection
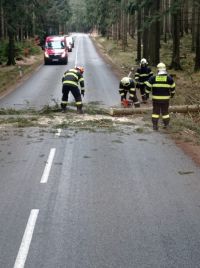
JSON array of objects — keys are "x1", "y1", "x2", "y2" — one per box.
[{"x1": 81, "y1": 90, "x2": 85, "y2": 97}]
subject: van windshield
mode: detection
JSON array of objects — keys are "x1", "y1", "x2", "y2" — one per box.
[{"x1": 46, "y1": 41, "x2": 65, "y2": 49}]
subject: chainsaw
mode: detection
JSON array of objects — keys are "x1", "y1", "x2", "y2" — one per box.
[{"x1": 121, "y1": 99, "x2": 133, "y2": 108}]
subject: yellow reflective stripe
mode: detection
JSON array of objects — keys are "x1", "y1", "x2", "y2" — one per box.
[
  {"x1": 152, "y1": 114, "x2": 160, "y2": 118},
  {"x1": 145, "y1": 89, "x2": 151, "y2": 93},
  {"x1": 76, "y1": 101, "x2": 82, "y2": 105},
  {"x1": 130, "y1": 88, "x2": 136, "y2": 92},
  {"x1": 171, "y1": 83, "x2": 176, "y2": 88},
  {"x1": 152, "y1": 84, "x2": 171, "y2": 88},
  {"x1": 79, "y1": 78, "x2": 84, "y2": 82},
  {"x1": 145, "y1": 81, "x2": 152, "y2": 87},
  {"x1": 63, "y1": 81, "x2": 78, "y2": 86},
  {"x1": 65, "y1": 72, "x2": 79, "y2": 80},
  {"x1": 150, "y1": 72, "x2": 153, "y2": 75},
  {"x1": 61, "y1": 101, "x2": 68, "y2": 104},
  {"x1": 135, "y1": 72, "x2": 139, "y2": 76},
  {"x1": 162, "y1": 114, "x2": 170, "y2": 119},
  {"x1": 129, "y1": 94, "x2": 134, "y2": 97},
  {"x1": 140, "y1": 74, "x2": 149, "y2": 77},
  {"x1": 171, "y1": 90, "x2": 175, "y2": 93},
  {"x1": 155, "y1": 76, "x2": 167, "y2": 82},
  {"x1": 120, "y1": 93, "x2": 124, "y2": 96},
  {"x1": 152, "y1": 96, "x2": 170, "y2": 100}
]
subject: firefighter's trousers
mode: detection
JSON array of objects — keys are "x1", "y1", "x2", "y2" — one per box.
[
  {"x1": 138, "y1": 84, "x2": 146, "y2": 102},
  {"x1": 61, "y1": 84, "x2": 82, "y2": 110},
  {"x1": 152, "y1": 100, "x2": 170, "y2": 128}
]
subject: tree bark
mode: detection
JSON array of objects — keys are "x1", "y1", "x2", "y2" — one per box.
[
  {"x1": 110, "y1": 105, "x2": 200, "y2": 116},
  {"x1": 194, "y1": 4, "x2": 200, "y2": 71},
  {"x1": 170, "y1": 0, "x2": 182, "y2": 70},
  {"x1": 142, "y1": 4, "x2": 149, "y2": 60},
  {"x1": 136, "y1": 0, "x2": 141, "y2": 62},
  {"x1": 148, "y1": 0, "x2": 160, "y2": 65},
  {"x1": 122, "y1": 0, "x2": 128, "y2": 51},
  {"x1": 0, "y1": 0, "x2": 4, "y2": 39},
  {"x1": 7, "y1": 30, "x2": 16, "y2": 65}
]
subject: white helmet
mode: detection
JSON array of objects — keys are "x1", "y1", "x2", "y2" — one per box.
[
  {"x1": 140, "y1": 58, "x2": 148, "y2": 65},
  {"x1": 121, "y1": 77, "x2": 130, "y2": 86},
  {"x1": 157, "y1": 62, "x2": 166, "y2": 71}
]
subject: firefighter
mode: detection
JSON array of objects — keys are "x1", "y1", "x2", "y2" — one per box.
[
  {"x1": 135, "y1": 58, "x2": 153, "y2": 103},
  {"x1": 145, "y1": 62, "x2": 176, "y2": 130},
  {"x1": 119, "y1": 77, "x2": 140, "y2": 107},
  {"x1": 61, "y1": 66, "x2": 85, "y2": 114}
]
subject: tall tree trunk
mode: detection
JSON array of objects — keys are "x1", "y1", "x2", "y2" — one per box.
[
  {"x1": 194, "y1": 4, "x2": 200, "y2": 71},
  {"x1": 143, "y1": 4, "x2": 149, "y2": 60},
  {"x1": 136, "y1": 0, "x2": 141, "y2": 62},
  {"x1": 183, "y1": 0, "x2": 189, "y2": 34},
  {"x1": 163, "y1": 0, "x2": 170, "y2": 43},
  {"x1": 0, "y1": 0, "x2": 4, "y2": 39},
  {"x1": 170, "y1": 0, "x2": 182, "y2": 70},
  {"x1": 148, "y1": 0, "x2": 160, "y2": 65},
  {"x1": 129, "y1": 13, "x2": 135, "y2": 39},
  {"x1": 121, "y1": 0, "x2": 128, "y2": 51},
  {"x1": 191, "y1": 0, "x2": 196, "y2": 52},
  {"x1": 7, "y1": 29, "x2": 16, "y2": 65}
]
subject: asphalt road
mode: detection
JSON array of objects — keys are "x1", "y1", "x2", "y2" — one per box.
[
  {"x1": 0, "y1": 33, "x2": 119, "y2": 109},
  {"x1": 0, "y1": 34, "x2": 200, "y2": 268}
]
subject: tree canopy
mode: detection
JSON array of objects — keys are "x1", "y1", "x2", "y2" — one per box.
[{"x1": 0, "y1": 0, "x2": 200, "y2": 70}]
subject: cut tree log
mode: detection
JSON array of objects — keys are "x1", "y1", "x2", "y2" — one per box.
[{"x1": 110, "y1": 104, "x2": 200, "y2": 116}]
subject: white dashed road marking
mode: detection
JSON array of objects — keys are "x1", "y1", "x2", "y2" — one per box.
[
  {"x1": 40, "y1": 148, "x2": 56, "y2": 183},
  {"x1": 14, "y1": 209, "x2": 39, "y2": 268}
]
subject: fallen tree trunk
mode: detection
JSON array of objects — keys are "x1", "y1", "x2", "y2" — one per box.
[{"x1": 110, "y1": 104, "x2": 200, "y2": 116}]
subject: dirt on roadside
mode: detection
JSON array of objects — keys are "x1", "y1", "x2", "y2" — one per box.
[{"x1": 0, "y1": 54, "x2": 43, "y2": 99}]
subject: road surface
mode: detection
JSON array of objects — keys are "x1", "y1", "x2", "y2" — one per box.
[{"x1": 0, "y1": 34, "x2": 200, "y2": 268}]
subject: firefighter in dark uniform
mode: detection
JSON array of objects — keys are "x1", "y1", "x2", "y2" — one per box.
[
  {"x1": 135, "y1": 58, "x2": 153, "y2": 103},
  {"x1": 61, "y1": 66, "x2": 85, "y2": 114},
  {"x1": 145, "y1": 62, "x2": 176, "y2": 130},
  {"x1": 119, "y1": 77, "x2": 140, "y2": 107}
]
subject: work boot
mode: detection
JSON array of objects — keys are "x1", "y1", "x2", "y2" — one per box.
[
  {"x1": 163, "y1": 124, "x2": 169, "y2": 130},
  {"x1": 61, "y1": 104, "x2": 67, "y2": 113},
  {"x1": 77, "y1": 105, "x2": 83, "y2": 114},
  {"x1": 163, "y1": 118, "x2": 170, "y2": 129},
  {"x1": 153, "y1": 124, "x2": 158, "y2": 131},
  {"x1": 134, "y1": 102, "x2": 140, "y2": 108},
  {"x1": 141, "y1": 96, "x2": 147, "y2": 104}
]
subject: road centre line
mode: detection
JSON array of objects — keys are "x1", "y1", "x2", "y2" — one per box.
[
  {"x1": 13, "y1": 209, "x2": 39, "y2": 268},
  {"x1": 75, "y1": 36, "x2": 80, "y2": 66},
  {"x1": 40, "y1": 148, "x2": 56, "y2": 183}
]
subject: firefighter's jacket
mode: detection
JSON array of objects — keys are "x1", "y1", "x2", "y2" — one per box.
[
  {"x1": 119, "y1": 78, "x2": 136, "y2": 99},
  {"x1": 135, "y1": 66, "x2": 153, "y2": 85},
  {"x1": 62, "y1": 68, "x2": 85, "y2": 92},
  {"x1": 145, "y1": 74, "x2": 176, "y2": 101}
]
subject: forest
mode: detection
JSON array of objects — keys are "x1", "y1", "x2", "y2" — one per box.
[{"x1": 0, "y1": 0, "x2": 200, "y2": 71}]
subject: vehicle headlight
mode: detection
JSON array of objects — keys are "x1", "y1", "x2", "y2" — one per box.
[
  {"x1": 61, "y1": 52, "x2": 66, "y2": 58},
  {"x1": 44, "y1": 51, "x2": 49, "y2": 58}
]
